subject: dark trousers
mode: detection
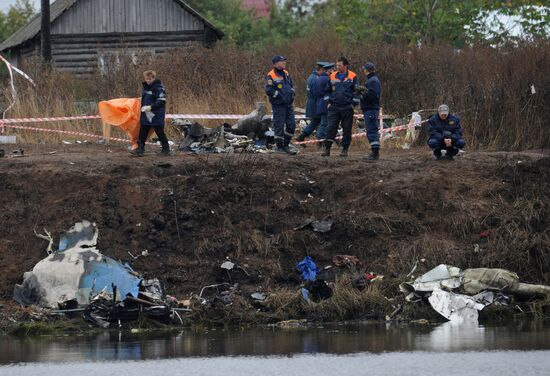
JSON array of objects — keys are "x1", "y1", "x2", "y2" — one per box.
[
  {"x1": 363, "y1": 109, "x2": 380, "y2": 149},
  {"x1": 325, "y1": 106, "x2": 354, "y2": 150},
  {"x1": 302, "y1": 115, "x2": 328, "y2": 139},
  {"x1": 138, "y1": 124, "x2": 169, "y2": 151},
  {"x1": 272, "y1": 104, "x2": 296, "y2": 147}
]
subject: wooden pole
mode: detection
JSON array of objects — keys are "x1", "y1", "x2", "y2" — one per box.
[{"x1": 40, "y1": 0, "x2": 52, "y2": 62}]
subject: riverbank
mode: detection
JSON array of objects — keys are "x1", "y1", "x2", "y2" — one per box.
[{"x1": 1, "y1": 144, "x2": 549, "y2": 333}]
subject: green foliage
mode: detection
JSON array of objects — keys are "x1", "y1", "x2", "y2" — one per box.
[
  {"x1": 0, "y1": 0, "x2": 35, "y2": 43},
  {"x1": 187, "y1": 0, "x2": 549, "y2": 48}
]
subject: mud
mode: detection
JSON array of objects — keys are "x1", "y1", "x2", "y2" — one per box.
[{"x1": 0, "y1": 144, "x2": 549, "y2": 328}]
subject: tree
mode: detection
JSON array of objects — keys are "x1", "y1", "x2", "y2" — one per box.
[
  {"x1": 0, "y1": 0, "x2": 35, "y2": 43},
  {"x1": 308, "y1": 0, "x2": 549, "y2": 47}
]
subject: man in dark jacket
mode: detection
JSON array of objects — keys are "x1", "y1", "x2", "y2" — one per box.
[
  {"x1": 428, "y1": 104, "x2": 465, "y2": 160},
  {"x1": 358, "y1": 62, "x2": 381, "y2": 161},
  {"x1": 265, "y1": 55, "x2": 297, "y2": 154},
  {"x1": 322, "y1": 56, "x2": 360, "y2": 157},
  {"x1": 131, "y1": 70, "x2": 169, "y2": 157},
  {"x1": 297, "y1": 62, "x2": 333, "y2": 143}
]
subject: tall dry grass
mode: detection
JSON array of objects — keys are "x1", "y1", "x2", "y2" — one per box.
[{"x1": 2, "y1": 36, "x2": 549, "y2": 150}]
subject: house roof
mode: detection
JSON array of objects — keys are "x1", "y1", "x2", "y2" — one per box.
[
  {"x1": 242, "y1": 0, "x2": 271, "y2": 18},
  {"x1": 0, "y1": 0, "x2": 224, "y2": 52}
]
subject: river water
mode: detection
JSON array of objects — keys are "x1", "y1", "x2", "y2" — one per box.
[{"x1": 1, "y1": 321, "x2": 549, "y2": 375}]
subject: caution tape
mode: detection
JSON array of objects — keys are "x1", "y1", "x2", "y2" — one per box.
[
  {"x1": 0, "y1": 110, "x2": 428, "y2": 145},
  {"x1": 1, "y1": 123, "x2": 129, "y2": 143},
  {"x1": 293, "y1": 117, "x2": 429, "y2": 145},
  {"x1": 0, "y1": 113, "x2": 305, "y2": 124}
]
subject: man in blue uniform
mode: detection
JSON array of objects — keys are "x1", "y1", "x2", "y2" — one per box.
[
  {"x1": 297, "y1": 62, "x2": 334, "y2": 144},
  {"x1": 427, "y1": 104, "x2": 465, "y2": 160},
  {"x1": 265, "y1": 55, "x2": 297, "y2": 154},
  {"x1": 131, "y1": 70, "x2": 169, "y2": 157},
  {"x1": 358, "y1": 62, "x2": 381, "y2": 161},
  {"x1": 322, "y1": 56, "x2": 360, "y2": 157}
]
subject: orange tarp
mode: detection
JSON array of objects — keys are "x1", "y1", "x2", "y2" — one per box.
[{"x1": 98, "y1": 98, "x2": 152, "y2": 149}]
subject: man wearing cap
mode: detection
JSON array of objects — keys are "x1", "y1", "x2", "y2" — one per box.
[
  {"x1": 297, "y1": 62, "x2": 334, "y2": 143},
  {"x1": 323, "y1": 56, "x2": 360, "y2": 157},
  {"x1": 427, "y1": 104, "x2": 465, "y2": 160},
  {"x1": 265, "y1": 55, "x2": 297, "y2": 154},
  {"x1": 358, "y1": 62, "x2": 382, "y2": 161}
]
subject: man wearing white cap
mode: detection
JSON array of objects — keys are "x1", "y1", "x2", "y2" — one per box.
[{"x1": 427, "y1": 104, "x2": 465, "y2": 160}]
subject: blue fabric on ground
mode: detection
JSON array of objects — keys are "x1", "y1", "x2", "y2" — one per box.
[{"x1": 296, "y1": 256, "x2": 320, "y2": 281}]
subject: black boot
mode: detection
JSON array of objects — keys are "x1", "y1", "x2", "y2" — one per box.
[
  {"x1": 446, "y1": 147, "x2": 458, "y2": 160},
  {"x1": 130, "y1": 141, "x2": 145, "y2": 157},
  {"x1": 433, "y1": 149, "x2": 442, "y2": 160},
  {"x1": 321, "y1": 141, "x2": 331, "y2": 157},
  {"x1": 364, "y1": 147, "x2": 379, "y2": 161},
  {"x1": 296, "y1": 133, "x2": 307, "y2": 142},
  {"x1": 339, "y1": 148, "x2": 348, "y2": 157}
]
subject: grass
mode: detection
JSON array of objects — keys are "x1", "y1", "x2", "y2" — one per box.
[{"x1": 2, "y1": 39, "x2": 550, "y2": 150}]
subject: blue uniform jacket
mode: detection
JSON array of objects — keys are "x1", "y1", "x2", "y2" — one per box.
[
  {"x1": 305, "y1": 71, "x2": 318, "y2": 118},
  {"x1": 314, "y1": 72, "x2": 331, "y2": 116},
  {"x1": 428, "y1": 114, "x2": 463, "y2": 142},
  {"x1": 140, "y1": 79, "x2": 167, "y2": 126},
  {"x1": 360, "y1": 72, "x2": 381, "y2": 111},
  {"x1": 327, "y1": 70, "x2": 359, "y2": 108},
  {"x1": 265, "y1": 68, "x2": 295, "y2": 106}
]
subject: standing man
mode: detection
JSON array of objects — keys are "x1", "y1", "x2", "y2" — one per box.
[
  {"x1": 427, "y1": 104, "x2": 465, "y2": 160},
  {"x1": 322, "y1": 56, "x2": 359, "y2": 157},
  {"x1": 358, "y1": 62, "x2": 381, "y2": 161},
  {"x1": 297, "y1": 62, "x2": 332, "y2": 143},
  {"x1": 265, "y1": 55, "x2": 297, "y2": 154},
  {"x1": 131, "y1": 70, "x2": 169, "y2": 156}
]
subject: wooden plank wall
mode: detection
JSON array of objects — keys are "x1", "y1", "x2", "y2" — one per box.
[
  {"x1": 50, "y1": 32, "x2": 205, "y2": 74},
  {"x1": 51, "y1": 0, "x2": 204, "y2": 34}
]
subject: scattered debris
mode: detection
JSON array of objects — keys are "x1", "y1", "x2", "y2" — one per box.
[
  {"x1": 34, "y1": 228, "x2": 54, "y2": 255},
  {"x1": 128, "y1": 249, "x2": 149, "y2": 260},
  {"x1": 251, "y1": 292, "x2": 267, "y2": 302},
  {"x1": 294, "y1": 219, "x2": 334, "y2": 233},
  {"x1": 13, "y1": 221, "x2": 189, "y2": 328},
  {"x1": 296, "y1": 256, "x2": 320, "y2": 281},
  {"x1": 400, "y1": 264, "x2": 550, "y2": 323},
  {"x1": 332, "y1": 254, "x2": 361, "y2": 268},
  {"x1": 14, "y1": 221, "x2": 141, "y2": 307},
  {"x1": 274, "y1": 319, "x2": 308, "y2": 328},
  {"x1": 428, "y1": 289, "x2": 485, "y2": 324},
  {"x1": 302, "y1": 279, "x2": 333, "y2": 302},
  {"x1": 0, "y1": 135, "x2": 17, "y2": 144},
  {"x1": 221, "y1": 261, "x2": 235, "y2": 270}
]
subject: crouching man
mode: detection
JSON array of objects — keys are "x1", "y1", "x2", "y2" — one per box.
[{"x1": 428, "y1": 104, "x2": 465, "y2": 160}]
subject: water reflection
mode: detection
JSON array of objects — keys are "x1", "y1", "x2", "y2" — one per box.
[{"x1": 1, "y1": 321, "x2": 550, "y2": 364}]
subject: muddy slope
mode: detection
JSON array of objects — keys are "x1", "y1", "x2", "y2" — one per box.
[{"x1": 0, "y1": 145, "x2": 549, "y2": 308}]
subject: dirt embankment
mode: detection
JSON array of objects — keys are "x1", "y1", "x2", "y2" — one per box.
[{"x1": 0, "y1": 145, "x2": 549, "y2": 326}]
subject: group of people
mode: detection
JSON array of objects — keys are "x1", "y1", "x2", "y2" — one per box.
[
  {"x1": 130, "y1": 57, "x2": 466, "y2": 160},
  {"x1": 265, "y1": 55, "x2": 465, "y2": 160}
]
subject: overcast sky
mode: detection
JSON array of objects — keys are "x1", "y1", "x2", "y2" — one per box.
[{"x1": 0, "y1": 0, "x2": 44, "y2": 12}]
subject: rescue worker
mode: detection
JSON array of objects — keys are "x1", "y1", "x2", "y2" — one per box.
[
  {"x1": 427, "y1": 104, "x2": 465, "y2": 160},
  {"x1": 131, "y1": 70, "x2": 169, "y2": 157},
  {"x1": 297, "y1": 62, "x2": 333, "y2": 143},
  {"x1": 358, "y1": 62, "x2": 381, "y2": 161},
  {"x1": 265, "y1": 55, "x2": 297, "y2": 154},
  {"x1": 322, "y1": 56, "x2": 360, "y2": 157}
]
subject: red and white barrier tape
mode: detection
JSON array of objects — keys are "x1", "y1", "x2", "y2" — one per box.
[
  {"x1": 0, "y1": 111, "x2": 428, "y2": 145},
  {"x1": 1, "y1": 123, "x2": 129, "y2": 143},
  {"x1": 1, "y1": 54, "x2": 36, "y2": 131},
  {"x1": 294, "y1": 116, "x2": 428, "y2": 145}
]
